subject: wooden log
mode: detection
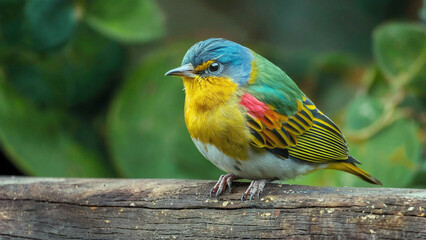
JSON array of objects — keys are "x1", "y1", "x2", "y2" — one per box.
[{"x1": 0, "y1": 177, "x2": 425, "y2": 239}]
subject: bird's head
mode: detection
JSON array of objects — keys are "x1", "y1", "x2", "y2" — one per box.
[{"x1": 165, "y1": 38, "x2": 255, "y2": 86}]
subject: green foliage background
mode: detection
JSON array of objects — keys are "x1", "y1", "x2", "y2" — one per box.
[{"x1": 0, "y1": 0, "x2": 424, "y2": 188}]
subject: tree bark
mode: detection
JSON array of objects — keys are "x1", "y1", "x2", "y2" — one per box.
[{"x1": 0, "y1": 177, "x2": 425, "y2": 239}]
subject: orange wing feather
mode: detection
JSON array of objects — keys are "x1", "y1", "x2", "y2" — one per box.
[{"x1": 240, "y1": 93, "x2": 314, "y2": 151}]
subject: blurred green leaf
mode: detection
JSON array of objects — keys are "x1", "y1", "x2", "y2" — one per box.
[
  {"x1": 407, "y1": 160, "x2": 426, "y2": 188},
  {"x1": 343, "y1": 119, "x2": 422, "y2": 187},
  {"x1": 373, "y1": 23, "x2": 426, "y2": 93},
  {"x1": 0, "y1": 1, "x2": 28, "y2": 46},
  {"x1": 5, "y1": 63, "x2": 54, "y2": 107},
  {"x1": 365, "y1": 66, "x2": 390, "y2": 98},
  {"x1": 345, "y1": 95, "x2": 384, "y2": 131},
  {"x1": 0, "y1": 75, "x2": 112, "y2": 177},
  {"x1": 107, "y1": 43, "x2": 222, "y2": 179},
  {"x1": 5, "y1": 26, "x2": 124, "y2": 109},
  {"x1": 310, "y1": 53, "x2": 361, "y2": 111},
  {"x1": 421, "y1": 0, "x2": 426, "y2": 22},
  {"x1": 0, "y1": 0, "x2": 18, "y2": 3},
  {"x1": 311, "y1": 52, "x2": 359, "y2": 73},
  {"x1": 85, "y1": 0, "x2": 164, "y2": 43},
  {"x1": 24, "y1": 0, "x2": 76, "y2": 50}
]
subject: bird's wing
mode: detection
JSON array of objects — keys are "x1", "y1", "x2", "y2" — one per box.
[
  {"x1": 240, "y1": 92, "x2": 312, "y2": 149},
  {"x1": 240, "y1": 92, "x2": 351, "y2": 163},
  {"x1": 287, "y1": 98, "x2": 351, "y2": 163}
]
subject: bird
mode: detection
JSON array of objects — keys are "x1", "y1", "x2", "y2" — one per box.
[{"x1": 165, "y1": 38, "x2": 382, "y2": 204}]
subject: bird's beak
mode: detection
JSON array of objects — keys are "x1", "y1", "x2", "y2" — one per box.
[{"x1": 164, "y1": 63, "x2": 196, "y2": 78}]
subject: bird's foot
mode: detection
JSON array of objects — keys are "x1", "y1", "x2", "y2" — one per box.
[
  {"x1": 241, "y1": 180, "x2": 269, "y2": 206},
  {"x1": 210, "y1": 173, "x2": 238, "y2": 198}
]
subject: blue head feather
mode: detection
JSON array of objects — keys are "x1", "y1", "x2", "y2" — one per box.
[{"x1": 182, "y1": 38, "x2": 253, "y2": 85}]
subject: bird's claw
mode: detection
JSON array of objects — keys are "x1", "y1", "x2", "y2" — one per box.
[
  {"x1": 241, "y1": 180, "x2": 268, "y2": 206},
  {"x1": 209, "y1": 173, "x2": 237, "y2": 198},
  {"x1": 226, "y1": 177, "x2": 233, "y2": 192}
]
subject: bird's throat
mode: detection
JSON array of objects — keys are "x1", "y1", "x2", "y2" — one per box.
[
  {"x1": 182, "y1": 76, "x2": 251, "y2": 161},
  {"x1": 182, "y1": 76, "x2": 238, "y2": 111}
]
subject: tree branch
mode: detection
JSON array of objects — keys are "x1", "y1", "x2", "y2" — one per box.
[{"x1": 0, "y1": 177, "x2": 425, "y2": 239}]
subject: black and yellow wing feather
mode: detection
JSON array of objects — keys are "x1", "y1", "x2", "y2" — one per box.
[
  {"x1": 241, "y1": 94, "x2": 381, "y2": 185},
  {"x1": 246, "y1": 95, "x2": 352, "y2": 164},
  {"x1": 288, "y1": 98, "x2": 352, "y2": 163}
]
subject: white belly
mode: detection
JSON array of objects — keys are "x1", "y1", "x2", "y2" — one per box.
[{"x1": 192, "y1": 138, "x2": 321, "y2": 180}]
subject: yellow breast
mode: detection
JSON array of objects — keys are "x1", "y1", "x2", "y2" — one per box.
[{"x1": 183, "y1": 76, "x2": 251, "y2": 160}]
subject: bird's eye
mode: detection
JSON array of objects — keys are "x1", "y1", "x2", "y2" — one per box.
[{"x1": 208, "y1": 62, "x2": 220, "y2": 72}]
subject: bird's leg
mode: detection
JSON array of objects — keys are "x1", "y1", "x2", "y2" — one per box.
[
  {"x1": 241, "y1": 180, "x2": 269, "y2": 206},
  {"x1": 210, "y1": 173, "x2": 238, "y2": 198}
]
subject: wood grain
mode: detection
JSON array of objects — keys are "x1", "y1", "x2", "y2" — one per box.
[{"x1": 0, "y1": 177, "x2": 425, "y2": 239}]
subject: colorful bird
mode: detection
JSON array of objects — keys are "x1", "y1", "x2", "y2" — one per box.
[{"x1": 165, "y1": 38, "x2": 382, "y2": 204}]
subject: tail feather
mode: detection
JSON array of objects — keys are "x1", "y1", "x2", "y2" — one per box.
[
  {"x1": 327, "y1": 162, "x2": 382, "y2": 185},
  {"x1": 346, "y1": 155, "x2": 361, "y2": 165}
]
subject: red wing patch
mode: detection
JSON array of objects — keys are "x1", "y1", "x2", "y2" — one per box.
[{"x1": 240, "y1": 93, "x2": 314, "y2": 150}]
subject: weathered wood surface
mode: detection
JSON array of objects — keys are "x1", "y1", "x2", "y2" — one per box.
[{"x1": 0, "y1": 177, "x2": 425, "y2": 239}]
